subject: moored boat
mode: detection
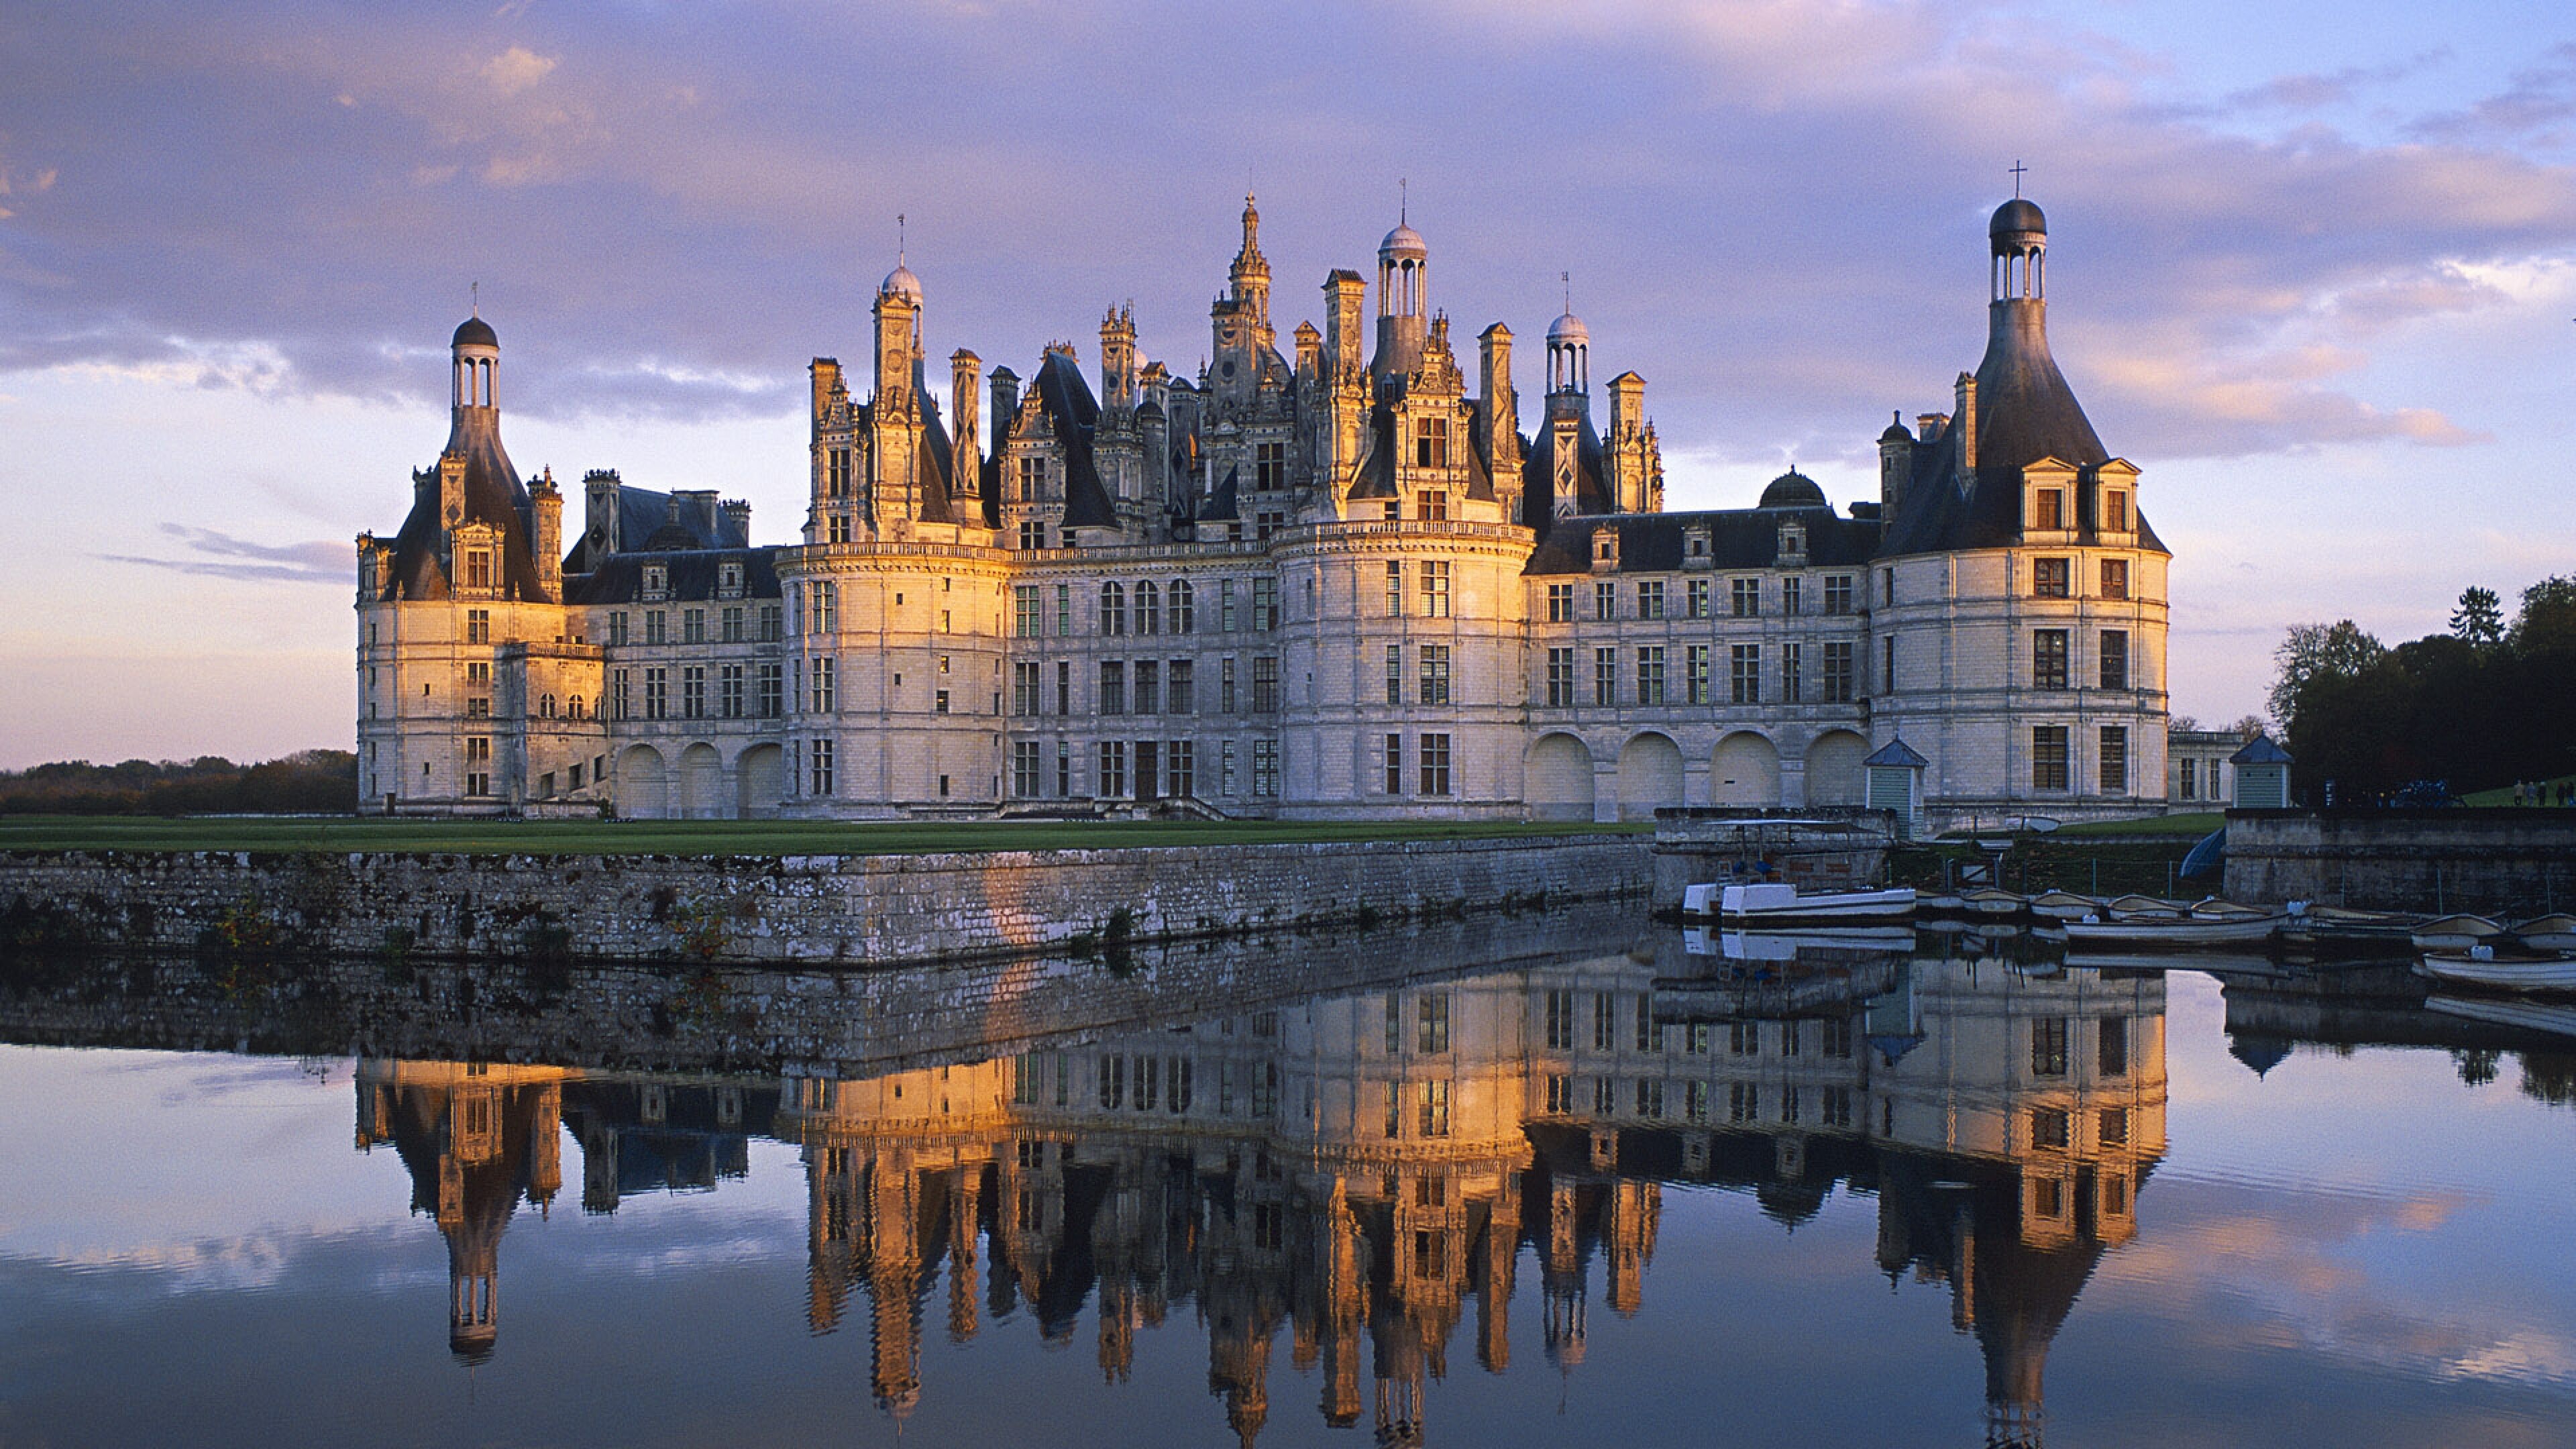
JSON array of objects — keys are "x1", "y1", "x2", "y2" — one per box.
[
  {"x1": 1962, "y1": 888, "x2": 2027, "y2": 918},
  {"x1": 2064, "y1": 913, "x2": 2286, "y2": 947},
  {"x1": 2411, "y1": 914, "x2": 2507, "y2": 952},
  {"x1": 2028, "y1": 890, "x2": 2101, "y2": 922},
  {"x1": 1680, "y1": 882, "x2": 1917, "y2": 922},
  {"x1": 2415, "y1": 948, "x2": 2576, "y2": 994},
  {"x1": 2510, "y1": 914, "x2": 2576, "y2": 953},
  {"x1": 2426, "y1": 993, "x2": 2576, "y2": 1038}
]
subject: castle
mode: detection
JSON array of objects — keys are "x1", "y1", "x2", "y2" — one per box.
[{"x1": 356, "y1": 195, "x2": 2169, "y2": 828}]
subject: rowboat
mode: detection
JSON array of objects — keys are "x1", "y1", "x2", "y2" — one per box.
[
  {"x1": 2063, "y1": 913, "x2": 2286, "y2": 946},
  {"x1": 2412, "y1": 915, "x2": 2508, "y2": 952},
  {"x1": 2511, "y1": 914, "x2": 2576, "y2": 953},
  {"x1": 1961, "y1": 888, "x2": 2027, "y2": 918},
  {"x1": 2028, "y1": 890, "x2": 2102, "y2": 922},
  {"x1": 1680, "y1": 882, "x2": 1919, "y2": 922},
  {"x1": 2415, "y1": 948, "x2": 2576, "y2": 994}
]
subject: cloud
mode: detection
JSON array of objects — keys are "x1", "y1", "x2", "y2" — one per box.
[
  {"x1": 478, "y1": 44, "x2": 557, "y2": 97},
  {"x1": 98, "y1": 525, "x2": 351, "y2": 585}
]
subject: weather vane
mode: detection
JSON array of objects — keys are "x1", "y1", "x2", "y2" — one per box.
[
  {"x1": 897, "y1": 213, "x2": 906, "y2": 263},
  {"x1": 470, "y1": 280, "x2": 478, "y2": 317},
  {"x1": 1400, "y1": 178, "x2": 1407, "y2": 224},
  {"x1": 1562, "y1": 270, "x2": 1572, "y2": 312}
]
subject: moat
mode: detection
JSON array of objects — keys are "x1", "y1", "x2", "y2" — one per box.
[{"x1": 3, "y1": 914, "x2": 2571, "y2": 1447}]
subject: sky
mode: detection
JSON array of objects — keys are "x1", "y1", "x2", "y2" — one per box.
[{"x1": 3, "y1": 0, "x2": 2573, "y2": 768}]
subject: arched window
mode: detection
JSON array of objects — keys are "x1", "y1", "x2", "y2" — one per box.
[
  {"x1": 1099, "y1": 582, "x2": 1126, "y2": 636},
  {"x1": 1136, "y1": 580, "x2": 1161, "y2": 636},
  {"x1": 1169, "y1": 579, "x2": 1195, "y2": 633},
  {"x1": 569, "y1": 695, "x2": 586, "y2": 720},
  {"x1": 540, "y1": 692, "x2": 557, "y2": 718}
]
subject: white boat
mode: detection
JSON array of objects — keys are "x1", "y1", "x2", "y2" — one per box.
[
  {"x1": 2415, "y1": 948, "x2": 2576, "y2": 994},
  {"x1": 1961, "y1": 888, "x2": 2027, "y2": 918},
  {"x1": 2411, "y1": 914, "x2": 2506, "y2": 951},
  {"x1": 2028, "y1": 890, "x2": 2102, "y2": 922},
  {"x1": 2063, "y1": 914, "x2": 2286, "y2": 946},
  {"x1": 1681, "y1": 882, "x2": 1917, "y2": 921},
  {"x1": 2105, "y1": 894, "x2": 2190, "y2": 920},
  {"x1": 2426, "y1": 993, "x2": 2576, "y2": 1039},
  {"x1": 2510, "y1": 914, "x2": 2576, "y2": 953}
]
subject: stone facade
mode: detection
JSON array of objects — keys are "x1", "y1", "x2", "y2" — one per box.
[{"x1": 356, "y1": 195, "x2": 2169, "y2": 832}]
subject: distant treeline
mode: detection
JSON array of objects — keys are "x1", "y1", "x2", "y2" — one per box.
[
  {"x1": 2273, "y1": 576, "x2": 2576, "y2": 803},
  {"x1": 0, "y1": 751, "x2": 358, "y2": 815}
]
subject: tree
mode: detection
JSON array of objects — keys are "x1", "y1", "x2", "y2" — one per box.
[
  {"x1": 2510, "y1": 574, "x2": 2576, "y2": 655},
  {"x1": 2450, "y1": 586, "x2": 2504, "y2": 646},
  {"x1": 2268, "y1": 621, "x2": 2385, "y2": 732},
  {"x1": 2226, "y1": 714, "x2": 2267, "y2": 741}
]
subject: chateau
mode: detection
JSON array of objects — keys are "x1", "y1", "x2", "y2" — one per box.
[{"x1": 356, "y1": 195, "x2": 2169, "y2": 827}]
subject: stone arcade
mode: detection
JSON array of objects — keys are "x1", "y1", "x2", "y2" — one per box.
[{"x1": 356, "y1": 196, "x2": 2168, "y2": 828}]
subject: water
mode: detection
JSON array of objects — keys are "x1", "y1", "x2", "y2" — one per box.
[{"x1": 3, "y1": 923, "x2": 2571, "y2": 1448}]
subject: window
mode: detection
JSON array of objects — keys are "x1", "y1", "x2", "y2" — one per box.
[
  {"x1": 1687, "y1": 1080, "x2": 1710, "y2": 1124},
  {"x1": 1099, "y1": 661, "x2": 1125, "y2": 715},
  {"x1": 1099, "y1": 583, "x2": 1126, "y2": 636},
  {"x1": 2033, "y1": 725, "x2": 2070, "y2": 791},
  {"x1": 809, "y1": 738, "x2": 835, "y2": 796},
  {"x1": 1169, "y1": 579, "x2": 1193, "y2": 633},
  {"x1": 1012, "y1": 662, "x2": 1040, "y2": 716},
  {"x1": 1594, "y1": 647, "x2": 1618, "y2": 706},
  {"x1": 1012, "y1": 741, "x2": 1040, "y2": 798},
  {"x1": 1016, "y1": 454, "x2": 1044, "y2": 502},
  {"x1": 1637, "y1": 647, "x2": 1667, "y2": 705},
  {"x1": 464, "y1": 661, "x2": 490, "y2": 688},
  {"x1": 808, "y1": 657, "x2": 835, "y2": 713},
  {"x1": 682, "y1": 666, "x2": 706, "y2": 718},
  {"x1": 1546, "y1": 647, "x2": 1576, "y2": 708},
  {"x1": 2100, "y1": 725, "x2": 2129, "y2": 793},
  {"x1": 1417, "y1": 489, "x2": 1448, "y2": 521},
  {"x1": 828, "y1": 446, "x2": 853, "y2": 498},
  {"x1": 810, "y1": 582, "x2": 837, "y2": 633},
  {"x1": 1418, "y1": 733, "x2": 1452, "y2": 796},
  {"x1": 1595, "y1": 580, "x2": 1617, "y2": 621},
  {"x1": 2100, "y1": 1106, "x2": 2130, "y2": 1146},
  {"x1": 1132, "y1": 660, "x2": 1158, "y2": 716},
  {"x1": 1780, "y1": 1020, "x2": 1803, "y2": 1057},
  {"x1": 611, "y1": 669, "x2": 630, "y2": 719},
  {"x1": 684, "y1": 608, "x2": 705, "y2": 644},
  {"x1": 1781, "y1": 1086, "x2": 1801, "y2": 1124},
  {"x1": 1544, "y1": 989, "x2": 1576, "y2": 1049},
  {"x1": 1638, "y1": 580, "x2": 1666, "y2": 619},
  {"x1": 1220, "y1": 741, "x2": 1237, "y2": 796},
  {"x1": 2180, "y1": 757, "x2": 2200, "y2": 800},
  {"x1": 1548, "y1": 582, "x2": 1576, "y2": 622},
  {"x1": 1220, "y1": 579, "x2": 1238, "y2": 632},
  {"x1": 1418, "y1": 994, "x2": 1450, "y2": 1053},
  {"x1": 2033, "y1": 1018, "x2": 2071, "y2": 1077},
  {"x1": 2101, "y1": 558, "x2": 2129, "y2": 600},
  {"x1": 1731, "y1": 578, "x2": 1760, "y2": 616},
  {"x1": 2033, "y1": 488, "x2": 2065, "y2": 531},
  {"x1": 1823, "y1": 574, "x2": 1854, "y2": 614},
  {"x1": 722, "y1": 606, "x2": 745, "y2": 643},
  {"x1": 1098, "y1": 741, "x2": 1128, "y2": 798},
  {"x1": 2100, "y1": 631, "x2": 2130, "y2": 690},
  {"x1": 1058, "y1": 741, "x2": 1073, "y2": 796},
  {"x1": 1686, "y1": 643, "x2": 1711, "y2": 704},
  {"x1": 1823, "y1": 641, "x2": 1855, "y2": 702},
  {"x1": 1687, "y1": 577, "x2": 1711, "y2": 619},
  {"x1": 1167, "y1": 740, "x2": 1193, "y2": 798},
  {"x1": 1014, "y1": 586, "x2": 1040, "y2": 637},
  {"x1": 717, "y1": 665, "x2": 747, "y2": 718},
  {"x1": 1386, "y1": 644, "x2": 1404, "y2": 706},
  {"x1": 759, "y1": 604, "x2": 783, "y2": 642},
  {"x1": 465, "y1": 550, "x2": 494, "y2": 591},
  {"x1": 1782, "y1": 576, "x2": 1803, "y2": 616},
  {"x1": 1594, "y1": 994, "x2": 1616, "y2": 1053},
  {"x1": 2033, "y1": 629, "x2": 2070, "y2": 690},
  {"x1": 1729, "y1": 1082, "x2": 1759, "y2": 1122},
  {"x1": 2100, "y1": 1016, "x2": 2129, "y2": 1077},
  {"x1": 2104, "y1": 488, "x2": 2131, "y2": 532},
  {"x1": 1251, "y1": 655, "x2": 1279, "y2": 712},
  {"x1": 1252, "y1": 577, "x2": 1279, "y2": 630},
  {"x1": 757, "y1": 663, "x2": 782, "y2": 718},
  {"x1": 1252, "y1": 739, "x2": 1279, "y2": 797},
  {"x1": 1547, "y1": 1075, "x2": 1574, "y2": 1114},
  {"x1": 1136, "y1": 580, "x2": 1161, "y2": 635},
  {"x1": 1823, "y1": 1086, "x2": 1853, "y2": 1128},
  {"x1": 1781, "y1": 642, "x2": 1803, "y2": 702},
  {"x1": 1635, "y1": 996, "x2": 1656, "y2": 1052},
  {"x1": 2031, "y1": 1108, "x2": 2071, "y2": 1150},
  {"x1": 1256, "y1": 440, "x2": 1286, "y2": 490},
  {"x1": 1421, "y1": 561, "x2": 1450, "y2": 618},
  {"x1": 645, "y1": 667, "x2": 668, "y2": 720},
  {"x1": 1635, "y1": 1079, "x2": 1666, "y2": 1119},
  {"x1": 1730, "y1": 645, "x2": 1761, "y2": 704},
  {"x1": 1415, "y1": 415, "x2": 1451, "y2": 468},
  {"x1": 1167, "y1": 659, "x2": 1193, "y2": 714},
  {"x1": 645, "y1": 610, "x2": 667, "y2": 645},
  {"x1": 1730, "y1": 1020, "x2": 1758, "y2": 1056},
  {"x1": 719, "y1": 562, "x2": 743, "y2": 598},
  {"x1": 1055, "y1": 584, "x2": 1072, "y2": 637},
  {"x1": 465, "y1": 608, "x2": 490, "y2": 644},
  {"x1": 1419, "y1": 645, "x2": 1451, "y2": 705},
  {"x1": 1385, "y1": 561, "x2": 1404, "y2": 615},
  {"x1": 608, "y1": 612, "x2": 629, "y2": 647},
  {"x1": 1881, "y1": 569, "x2": 1895, "y2": 606},
  {"x1": 1220, "y1": 657, "x2": 1237, "y2": 713}
]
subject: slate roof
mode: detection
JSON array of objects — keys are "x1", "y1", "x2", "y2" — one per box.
[
  {"x1": 1524, "y1": 502, "x2": 1882, "y2": 576},
  {"x1": 379, "y1": 410, "x2": 547, "y2": 603},
  {"x1": 1031, "y1": 349, "x2": 1119, "y2": 531},
  {"x1": 565, "y1": 545, "x2": 783, "y2": 605}
]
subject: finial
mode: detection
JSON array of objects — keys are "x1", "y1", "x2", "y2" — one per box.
[
  {"x1": 2008, "y1": 160, "x2": 2028, "y2": 197},
  {"x1": 897, "y1": 213, "x2": 906, "y2": 263},
  {"x1": 470, "y1": 280, "x2": 479, "y2": 317},
  {"x1": 1400, "y1": 177, "x2": 1407, "y2": 225},
  {"x1": 1562, "y1": 270, "x2": 1572, "y2": 313}
]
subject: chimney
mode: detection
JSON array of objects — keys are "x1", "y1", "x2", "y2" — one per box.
[
  {"x1": 810, "y1": 358, "x2": 841, "y2": 440},
  {"x1": 1953, "y1": 373, "x2": 1978, "y2": 473},
  {"x1": 951, "y1": 350, "x2": 981, "y2": 469},
  {"x1": 988, "y1": 367, "x2": 1020, "y2": 459},
  {"x1": 1478, "y1": 323, "x2": 1519, "y2": 472},
  {"x1": 720, "y1": 498, "x2": 751, "y2": 547},
  {"x1": 530, "y1": 467, "x2": 563, "y2": 600}
]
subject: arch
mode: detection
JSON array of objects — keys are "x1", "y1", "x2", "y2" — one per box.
[
  {"x1": 1615, "y1": 732, "x2": 1684, "y2": 821},
  {"x1": 1524, "y1": 732, "x2": 1596, "y2": 822},
  {"x1": 616, "y1": 745, "x2": 668, "y2": 820},
  {"x1": 736, "y1": 743, "x2": 785, "y2": 820},
  {"x1": 678, "y1": 743, "x2": 723, "y2": 819},
  {"x1": 1805, "y1": 729, "x2": 1868, "y2": 807},
  {"x1": 1712, "y1": 731, "x2": 1782, "y2": 807}
]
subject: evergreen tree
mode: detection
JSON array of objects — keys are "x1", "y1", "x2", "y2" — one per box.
[{"x1": 2449, "y1": 586, "x2": 2504, "y2": 646}]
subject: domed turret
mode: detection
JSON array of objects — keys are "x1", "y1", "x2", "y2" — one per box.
[
  {"x1": 1378, "y1": 221, "x2": 1427, "y2": 262},
  {"x1": 880, "y1": 262, "x2": 923, "y2": 301},
  {"x1": 451, "y1": 315, "x2": 498, "y2": 351},
  {"x1": 1990, "y1": 197, "x2": 2046, "y2": 251},
  {"x1": 1760, "y1": 468, "x2": 1827, "y2": 509},
  {"x1": 1546, "y1": 311, "x2": 1589, "y2": 347}
]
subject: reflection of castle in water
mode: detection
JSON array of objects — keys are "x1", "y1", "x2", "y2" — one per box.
[{"x1": 357, "y1": 943, "x2": 2163, "y2": 1444}]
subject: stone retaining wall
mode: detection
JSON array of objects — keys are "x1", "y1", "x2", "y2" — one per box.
[
  {"x1": 0, "y1": 835, "x2": 1652, "y2": 969},
  {"x1": 2223, "y1": 809, "x2": 2576, "y2": 916}
]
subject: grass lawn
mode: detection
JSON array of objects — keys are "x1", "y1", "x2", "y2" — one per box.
[
  {"x1": 0, "y1": 813, "x2": 1651, "y2": 857},
  {"x1": 2459, "y1": 775, "x2": 2575, "y2": 807},
  {"x1": 2047, "y1": 811, "x2": 2224, "y2": 839}
]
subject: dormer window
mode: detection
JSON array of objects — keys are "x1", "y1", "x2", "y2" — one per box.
[
  {"x1": 641, "y1": 563, "x2": 668, "y2": 600},
  {"x1": 463, "y1": 549, "x2": 493, "y2": 591},
  {"x1": 718, "y1": 561, "x2": 744, "y2": 598},
  {"x1": 1779, "y1": 523, "x2": 1807, "y2": 559},
  {"x1": 1415, "y1": 416, "x2": 1450, "y2": 468},
  {"x1": 2104, "y1": 488, "x2": 2131, "y2": 532}
]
